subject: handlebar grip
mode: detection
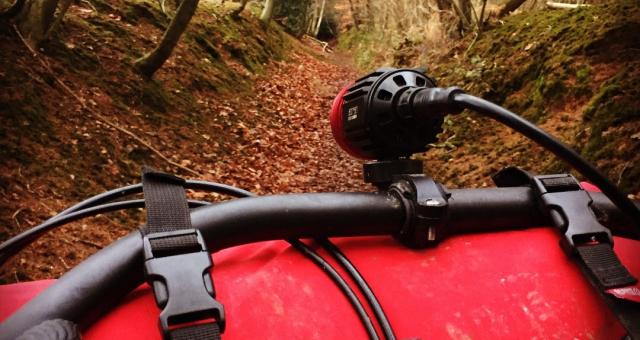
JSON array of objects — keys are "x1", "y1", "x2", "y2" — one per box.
[
  {"x1": 446, "y1": 187, "x2": 544, "y2": 234},
  {"x1": 445, "y1": 187, "x2": 639, "y2": 239}
]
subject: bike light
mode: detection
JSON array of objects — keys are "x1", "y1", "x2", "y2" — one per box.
[{"x1": 329, "y1": 68, "x2": 450, "y2": 160}]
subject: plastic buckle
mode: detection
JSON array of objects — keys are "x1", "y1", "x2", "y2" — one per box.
[
  {"x1": 143, "y1": 229, "x2": 225, "y2": 337},
  {"x1": 532, "y1": 174, "x2": 613, "y2": 255}
]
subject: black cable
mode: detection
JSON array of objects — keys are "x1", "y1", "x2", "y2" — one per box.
[
  {"x1": 0, "y1": 179, "x2": 250, "y2": 265},
  {"x1": 0, "y1": 181, "x2": 252, "y2": 261},
  {"x1": 2, "y1": 180, "x2": 390, "y2": 338},
  {"x1": 318, "y1": 238, "x2": 396, "y2": 340},
  {"x1": 453, "y1": 93, "x2": 640, "y2": 232},
  {"x1": 53, "y1": 181, "x2": 253, "y2": 221},
  {"x1": 0, "y1": 199, "x2": 211, "y2": 265},
  {"x1": 288, "y1": 239, "x2": 380, "y2": 340}
]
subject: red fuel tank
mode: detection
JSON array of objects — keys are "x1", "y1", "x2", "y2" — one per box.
[{"x1": 2, "y1": 228, "x2": 639, "y2": 339}]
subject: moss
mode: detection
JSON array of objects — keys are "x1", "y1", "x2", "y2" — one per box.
[
  {"x1": 90, "y1": 0, "x2": 123, "y2": 13},
  {"x1": 192, "y1": 35, "x2": 222, "y2": 60},
  {"x1": 188, "y1": 9, "x2": 288, "y2": 76},
  {"x1": 580, "y1": 63, "x2": 640, "y2": 192},
  {"x1": 86, "y1": 16, "x2": 131, "y2": 38},
  {"x1": 140, "y1": 81, "x2": 170, "y2": 114},
  {"x1": 337, "y1": 29, "x2": 377, "y2": 70},
  {"x1": 122, "y1": 1, "x2": 169, "y2": 29},
  {"x1": 45, "y1": 39, "x2": 100, "y2": 73},
  {"x1": 576, "y1": 66, "x2": 590, "y2": 84}
]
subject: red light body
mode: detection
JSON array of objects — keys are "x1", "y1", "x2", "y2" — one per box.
[
  {"x1": 330, "y1": 84, "x2": 372, "y2": 160},
  {"x1": 329, "y1": 68, "x2": 442, "y2": 161}
]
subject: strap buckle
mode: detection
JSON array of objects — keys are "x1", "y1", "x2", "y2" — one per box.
[
  {"x1": 532, "y1": 174, "x2": 637, "y2": 289},
  {"x1": 532, "y1": 174, "x2": 612, "y2": 253},
  {"x1": 143, "y1": 229, "x2": 226, "y2": 338}
]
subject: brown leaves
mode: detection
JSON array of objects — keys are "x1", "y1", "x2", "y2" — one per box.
[{"x1": 194, "y1": 47, "x2": 371, "y2": 194}]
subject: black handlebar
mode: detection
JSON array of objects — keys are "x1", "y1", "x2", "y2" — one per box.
[{"x1": 0, "y1": 188, "x2": 638, "y2": 339}]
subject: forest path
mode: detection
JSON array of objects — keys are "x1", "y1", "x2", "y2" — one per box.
[
  {"x1": 197, "y1": 40, "x2": 370, "y2": 194},
  {"x1": 0, "y1": 37, "x2": 371, "y2": 283}
]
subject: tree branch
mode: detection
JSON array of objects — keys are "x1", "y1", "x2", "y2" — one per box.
[{"x1": 546, "y1": 1, "x2": 589, "y2": 9}]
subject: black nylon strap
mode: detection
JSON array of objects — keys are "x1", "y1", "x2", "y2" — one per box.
[
  {"x1": 573, "y1": 246, "x2": 640, "y2": 339},
  {"x1": 532, "y1": 173, "x2": 640, "y2": 338},
  {"x1": 141, "y1": 169, "x2": 199, "y2": 256},
  {"x1": 576, "y1": 243, "x2": 637, "y2": 288},
  {"x1": 170, "y1": 323, "x2": 221, "y2": 340},
  {"x1": 141, "y1": 168, "x2": 222, "y2": 340}
]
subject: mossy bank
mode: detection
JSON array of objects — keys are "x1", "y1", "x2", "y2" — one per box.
[{"x1": 341, "y1": 0, "x2": 640, "y2": 194}]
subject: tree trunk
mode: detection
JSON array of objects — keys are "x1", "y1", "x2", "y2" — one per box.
[
  {"x1": 478, "y1": 0, "x2": 487, "y2": 31},
  {"x1": 306, "y1": 2, "x2": 317, "y2": 35},
  {"x1": 306, "y1": 0, "x2": 318, "y2": 35},
  {"x1": 259, "y1": 0, "x2": 275, "y2": 23},
  {"x1": 498, "y1": 0, "x2": 526, "y2": 17},
  {"x1": 347, "y1": 0, "x2": 359, "y2": 29},
  {"x1": 313, "y1": 0, "x2": 326, "y2": 37},
  {"x1": 436, "y1": 0, "x2": 451, "y2": 11},
  {"x1": 15, "y1": 0, "x2": 61, "y2": 48},
  {"x1": 0, "y1": 0, "x2": 25, "y2": 18},
  {"x1": 231, "y1": 0, "x2": 248, "y2": 18},
  {"x1": 456, "y1": 0, "x2": 473, "y2": 29},
  {"x1": 364, "y1": 0, "x2": 371, "y2": 25},
  {"x1": 134, "y1": 0, "x2": 199, "y2": 78},
  {"x1": 16, "y1": 0, "x2": 71, "y2": 48},
  {"x1": 43, "y1": 0, "x2": 72, "y2": 41}
]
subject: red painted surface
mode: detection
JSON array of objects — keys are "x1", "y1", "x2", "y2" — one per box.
[
  {"x1": 2, "y1": 230, "x2": 638, "y2": 339},
  {"x1": 329, "y1": 84, "x2": 371, "y2": 160},
  {"x1": 2, "y1": 183, "x2": 638, "y2": 338}
]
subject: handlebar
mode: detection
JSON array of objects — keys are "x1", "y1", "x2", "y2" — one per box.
[{"x1": 1, "y1": 188, "x2": 638, "y2": 339}]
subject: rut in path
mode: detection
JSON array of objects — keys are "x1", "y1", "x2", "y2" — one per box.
[
  {"x1": 0, "y1": 42, "x2": 373, "y2": 283},
  {"x1": 202, "y1": 47, "x2": 371, "y2": 195}
]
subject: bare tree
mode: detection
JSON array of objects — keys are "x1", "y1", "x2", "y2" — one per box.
[
  {"x1": 135, "y1": 0, "x2": 200, "y2": 78},
  {"x1": 478, "y1": 0, "x2": 487, "y2": 31},
  {"x1": 260, "y1": 0, "x2": 275, "y2": 23},
  {"x1": 347, "y1": 0, "x2": 360, "y2": 29},
  {"x1": 498, "y1": 0, "x2": 527, "y2": 17},
  {"x1": 457, "y1": 0, "x2": 473, "y2": 27},
  {"x1": 231, "y1": 0, "x2": 248, "y2": 18},
  {"x1": 313, "y1": 0, "x2": 326, "y2": 36},
  {"x1": 306, "y1": 0, "x2": 318, "y2": 34},
  {"x1": 42, "y1": 0, "x2": 72, "y2": 41},
  {"x1": 8, "y1": 0, "x2": 73, "y2": 48}
]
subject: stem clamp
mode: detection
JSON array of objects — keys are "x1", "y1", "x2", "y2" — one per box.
[{"x1": 389, "y1": 174, "x2": 449, "y2": 248}]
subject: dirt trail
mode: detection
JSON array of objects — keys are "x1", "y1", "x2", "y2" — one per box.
[
  {"x1": 0, "y1": 39, "x2": 372, "y2": 283},
  {"x1": 199, "y1": 45, "x2": 370, "y2": 194}
]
